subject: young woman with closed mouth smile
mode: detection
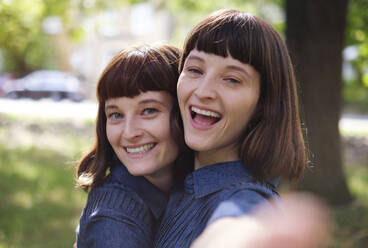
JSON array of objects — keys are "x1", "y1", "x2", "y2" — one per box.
[
  {"x1": 105, "y1": 91, "x2": 179, "y2": 190},
  {"x1": 75, "y1": 44, "x2": 192, "y2": 248}
]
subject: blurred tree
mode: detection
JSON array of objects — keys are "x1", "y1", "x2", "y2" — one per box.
[
  {"x1": 0, "y1": 0, "x2": 49, "y2": 75},
  {"x1": 285, "y1": 0, "x2": 353, "y2": 205},
  {"x1": 0, "y1": 0, "x2": 82, "y2": 76},
  {"x1": 0, "y1": 0, "x2": 154, "y2": 75},
  {"x1": 157, "y1": 0, "x2": 284, "y2": 45}
]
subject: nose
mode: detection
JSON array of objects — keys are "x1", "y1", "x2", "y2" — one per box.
[
  {"x1": 122, "y1": 117, "x2": 143, "y2": 141},
  {"x1": 194, "y1": 74, "x2": 217, "y2": 100}
]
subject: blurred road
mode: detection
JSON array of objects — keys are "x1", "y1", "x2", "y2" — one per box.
[
  {"x1": 0, "y1": 98, "x2": 97, "y2": 119},
  {"x1": 339, "y1": 114, "x2": 368, "y2": 133},
  {"x1": 0, "y1": 99, "x2": 367, "y2": 132}
]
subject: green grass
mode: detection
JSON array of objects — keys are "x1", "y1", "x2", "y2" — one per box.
[
  {"x1": 0, "y1": 113, "x2": 367, "y2": 247},
  {"x1": 0, "y1": 146, "x2": 87, "y2": 247},
  {"x1": 328, "y1": 166, "x2": 368, "y2": 248},
  {"x1": 0, "y1": 114, "x2": 91, "y2": 248}
]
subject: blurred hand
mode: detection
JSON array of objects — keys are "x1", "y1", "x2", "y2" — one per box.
[{"x1": 190, "y1": 193, "x2": 330, "y2": 248}]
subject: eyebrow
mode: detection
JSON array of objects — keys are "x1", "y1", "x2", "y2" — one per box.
[
  {"x1": 226, "y1": 65, "x2": 252, "y2": 79},
  {"x1": 186, "y1": 54, "x2": 252, "y2": 79},
  {"x1": 104, "y1": 98, "x2": 168, "y2": 111},
  {"x1": 186, "y1": 55, "x2": 205, "y2": 63},
  {"x1": 105, "y1": 104, "x2": 118, "y2": 111},
  {"x1": 139, "y1": 99, "x2": 167, "y2": 107}
]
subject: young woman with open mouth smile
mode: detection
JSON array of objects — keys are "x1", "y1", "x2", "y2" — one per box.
[
  {"x1": 178, "y1": 49, "x2": 261, "y2": 167},
  {"x1": 154, "y1": 9, "x2": 308, "y2": 248}
]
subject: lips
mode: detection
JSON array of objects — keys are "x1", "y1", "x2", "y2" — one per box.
[
  {"x1": 190, "y1": 105, "x2": 221, "y2": 128},
  {"x1": 124, "y1": 143, "x2": 156, "y2": 155}
]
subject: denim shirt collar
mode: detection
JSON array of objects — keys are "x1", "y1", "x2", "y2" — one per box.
[
  {"x1": 110, "y1": 163, "x2": 167, "y2": 220},
  {"x1": 184, "y1": 160, "x2": 278, "y2": 198}
]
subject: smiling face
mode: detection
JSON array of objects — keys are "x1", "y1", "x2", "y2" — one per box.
[
  {"x1": 105, "y1": 91, "x2": 179, "y2": 187},
  {"x1": 177, "y1": 50, "x2": 261, "y2": 168}
]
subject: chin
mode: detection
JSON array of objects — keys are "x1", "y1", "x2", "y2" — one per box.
[
  {"x1": 185, "y1": 138, "x2": 210, "y2": 152},
  {"x1": 126, "y1": 167, "x2": 150, "y2": 177}
]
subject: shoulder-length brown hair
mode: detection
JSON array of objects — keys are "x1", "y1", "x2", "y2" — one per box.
[
  {"x1": 77, "y1": 44, "x2": 192, "y2": 190},
  {"x1": 180, "y1": 9, "x2": 306, "y2": 182}
]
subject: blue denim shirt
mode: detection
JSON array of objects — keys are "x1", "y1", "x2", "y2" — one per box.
[
  {"x1": 76, "y1": 163, "x2": 167, "y2": 248},
  {"x1": 154, "y1": 160, "x2": 279, "y2": 248}
]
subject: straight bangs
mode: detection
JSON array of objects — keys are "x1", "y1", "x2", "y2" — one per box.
[
  {"x1": 180, "y1": 11, "x2": 264, "y2": 73},
  {"x1": 98, "y1": 46, "x2": 179, "y2": 103}
]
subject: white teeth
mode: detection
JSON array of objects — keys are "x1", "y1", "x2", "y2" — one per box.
[
  {"x1": 126, "y1": 143, "x2": 155, "y2": 154},
  {"x1": 191, "y1": 106, "x2": 221, "y2": 118}
]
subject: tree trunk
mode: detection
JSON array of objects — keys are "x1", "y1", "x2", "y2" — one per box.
[{"x1": 285, "y1": 0, "x2": 352, "y2": 205}]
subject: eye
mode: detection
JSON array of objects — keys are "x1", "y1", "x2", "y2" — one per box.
[
  {"x1": 224, "y1": 77, "x2": 240, "y2": 84},
  {"x1": 187, "y1": 67, "x2": 203, "y2": 75},
  {"x1": 142, "y1": 108, "x2": 158, "y2": 116},
  {"x1": 108, "y1": 112, "x2": 123, "y2": 120}
]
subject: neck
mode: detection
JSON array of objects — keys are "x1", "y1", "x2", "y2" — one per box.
[
  {"x1": 194, "y1": 145, "x2": 240, "y2": 170},
  {"x1": 144, "y1": 165, "x2": 173, "y2": 192}
]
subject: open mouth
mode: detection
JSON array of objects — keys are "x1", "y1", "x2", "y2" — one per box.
[
  {"x1": 125, "y1": 143, "x2": 156, "y2": 154},
  {"x1": 190, "y1": 106, "x2": 222, "y2": 126}
]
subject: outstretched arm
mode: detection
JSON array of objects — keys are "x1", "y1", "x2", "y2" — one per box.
[{"x1": 191, "y1": 193, "x2": 330, "y2": 248}]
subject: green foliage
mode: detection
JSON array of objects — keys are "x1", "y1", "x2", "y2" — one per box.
[
  {"x1": 0, "y1": 1, "x2": 50, "y2": 74},
  {"x1": 346, "y1": 0, "x2": 368, "y2": 46},
  {"x1": 0, "y1": 0, "x2": 82, "y2": 75},
  {"x1": 160, "y1": 0, "x2": 284, "y2": 48},
  {"x1": 343, "y1": 0, "x2": 368, "y2": 112}
]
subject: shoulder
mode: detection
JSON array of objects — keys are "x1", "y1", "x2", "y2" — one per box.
[
  {"x1": 76, "y1": 216, "x2": 151, "y2": 247},
  {"x1": 208, "y1": 182, "x2": 279, "y2": 225},
  {"x1": 81, "y1": 183, "x2": 151, "y2": 223},
  {"x1": 76, "y1": 184, "x2": 153, "y2": 248}
]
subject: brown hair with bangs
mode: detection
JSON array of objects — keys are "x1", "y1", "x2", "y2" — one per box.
[
  {"x1": 76, "y1": 44, "x2": 192, "y2": 190},
  {"x1": 180, "y1": 9, "x2": 306, "y2": 182}
]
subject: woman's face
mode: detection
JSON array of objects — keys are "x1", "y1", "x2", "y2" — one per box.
[
  {"x1": 177, "y1": 49, "x2": 260, "y2": 166},
  {"x1": 105, "y1": 91, "x2": 179, "y2": 182}
]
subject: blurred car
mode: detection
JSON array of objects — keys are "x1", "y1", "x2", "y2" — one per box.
[
  {"x1": 4, "y1": 70, "x2": 85, "y2": 102},
  {"x1": 0, "y1": 74, "x2": 13, "y2": 97}
]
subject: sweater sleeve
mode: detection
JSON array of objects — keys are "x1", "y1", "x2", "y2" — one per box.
[
  {"x1": 76, "y1": 185, "x2": 153, "y2": 248},
  {"x1": 207, "y1": 183, "x2": 279, "y2": 225}
]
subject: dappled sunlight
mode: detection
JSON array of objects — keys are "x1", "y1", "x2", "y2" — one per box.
[
  {"x1": 11, "y1": 192, "x2": 33, "y2": 209},
  {"x1": 348, "y1": 167, "x2": 368, "y2": 204},
  {"x1": 0, "y1": 112, "x2": 94, "y2": 157},
  {"x1": 0, "y1": 115, "x2": 88, "y2": 247}
]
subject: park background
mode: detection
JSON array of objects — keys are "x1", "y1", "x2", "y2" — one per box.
[{"x1": 0, "y1": 0, "x2": 368, "y2": 247}]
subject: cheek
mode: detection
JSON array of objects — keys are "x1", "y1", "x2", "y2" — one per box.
[
  {"x1": 227, "y1": 93, "x2": 259, "y2": 131},
  {"x1": 106, "y1": 125, "x2": 119, "y2": 146},
  {"x1": 152, "y1": 117, "x2": 178, "y2": 151},
  {"x1": 177, "y1": 77, "x2": 191, "y2": 105}
]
